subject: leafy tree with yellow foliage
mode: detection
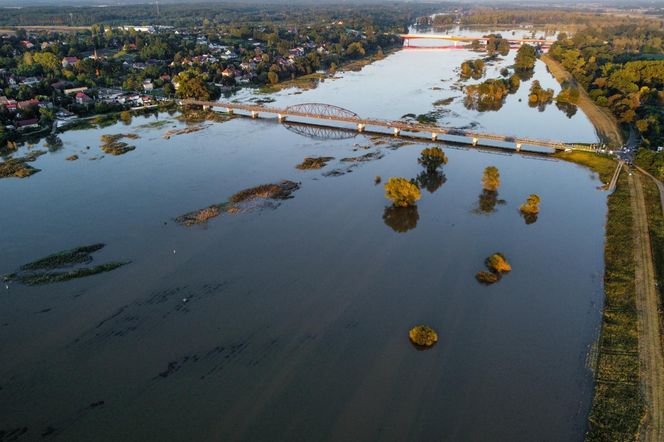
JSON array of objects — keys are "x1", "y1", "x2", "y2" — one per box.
[
  {"x1": 482, "y1": 166, "x2": 501, "y2": 191},
  {"x1": 384, "y1": 177, "x2": 421, "y2": 207}
]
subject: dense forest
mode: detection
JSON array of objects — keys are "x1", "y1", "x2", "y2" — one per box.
[
  {"x1": 548, "y1": 25, "x2": 664, "y2": 148},
  {"x1": 0, "y1": 3, "x2": 439, "y2": 28}
]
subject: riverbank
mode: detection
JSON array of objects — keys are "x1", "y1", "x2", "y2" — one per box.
[
  {"x1": 588, "y1": 167, "x2": 643, "y2": 440},
  {"x1": 554, "y1": 150, "x2": 617, "y2": 185},
  {"x1": 259, "y1": 47, "x2": 399, "y2": 93},
  {"x1": 541, "y1": 54, "x2": 624, "y2": 148},
  {"x1": 555, "y1": 151, "x2": 644, "y2": 440},
  {"x1": 638, "y1": 168, "x2": 664, "y2": 293},
  {"x1": 629, "y1": 170, "x2": 664, "y2": 442}
]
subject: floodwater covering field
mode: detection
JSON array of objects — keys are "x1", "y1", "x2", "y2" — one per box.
[{"x1": 1, "y1": 28, "x2": 606, "y2": 441}]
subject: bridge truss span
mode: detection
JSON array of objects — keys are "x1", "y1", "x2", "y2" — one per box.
[
  {"x1": 178, "y1": 99, "x2": 583, "y2": 152},
  {"x1": 285, "y1": 103, "x2": 360, "y2": 120}
]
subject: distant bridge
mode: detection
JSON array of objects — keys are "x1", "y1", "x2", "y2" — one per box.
[
  {"x1": 179, "y1": 99, "x2": 593, "y2": 152},
  {"x1": 400, "y1": 34, "x2": 556, "y2": 44}
]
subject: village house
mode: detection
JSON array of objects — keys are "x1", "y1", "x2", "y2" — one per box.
[
  {"x1": 221, "y1": 67, "x2": 240, "y2": 78},
  {"x1": 61, "y1": 57, "x2": 79, "y2": 68},
  {"x1": 16, "y1": 118, "x2": 39, "y2": 130},
  {"x1": 75, "y1": 92, "x2": 93, "y2": 105},
  {"x1": 142, "y1": 79, "x2": 154, "y2": 91},
  {"x1": 17, "y1": 99, "x2": 40, "y2": 111},
  {"x1": 64, "y1": 86, "x2": 89, "y2": 95}
]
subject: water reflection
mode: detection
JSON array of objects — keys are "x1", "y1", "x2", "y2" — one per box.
[
  {"x1": 383, "y1": 205, "x2": 419, "y2": 233},
  {"x1": 556, "y1": 102, "x2": 578, "y2": 118},
  {"x1": 284, "y1": 123, "x2": 358, "y2": 141},
  {"x1": 44, "y1": 134, "x2": 63, "y2": 152},
  {"x1": 474, "y1": 190, "x2": 506, "y2": 214},
  {"x1": 522, "y1": 212, "x2": 539, "y2": 225},
  {"x1": 516, "y1": 70, "x2": 535, "y2": 82},
  {"x1": 416, "y1": 170, "x2": 446, "y2": 193}
]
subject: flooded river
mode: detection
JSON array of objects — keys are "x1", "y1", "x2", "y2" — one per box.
[{"x1": 1, "y1": 28, "x2": 606, "y2": 441}]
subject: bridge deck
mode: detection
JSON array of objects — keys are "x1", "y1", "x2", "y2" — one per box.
[
  {"x1": 400, "y1": 34, "x2": 556, "y2": 44},
  {"x1": 180, "y1": 99, "x2": 585, "y2": 151}
]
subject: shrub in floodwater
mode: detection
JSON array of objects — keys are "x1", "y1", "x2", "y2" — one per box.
[
  {"x1": 175, "y1": 204, "x2": 228, "y2": 226},
  {"x1": 374, "y1": 175, "x2": 381, "y2": 184},
  {"x1": 228, "y1": 180, "x2": 300, "y2": 203},
  {"x1": 101, "y1": 142, "x2": 136, "y2": 155},
  {"x1": 418, "y1": 147, "x2": 448, "y2": 172},
  {"x1": 384, "y1": 177, "x2": 421, "y2": 207},
  {"x1": 175, "y1": 181, "x2": 300, "y2": 227},
  {"x1": 486, "y1": 253, "x2": 512, "y2": 273},
  {"x1": 0, "y1": 150, "x2": 46, "y2": 179},
  {"x1": 66, "y1": 155, "x2": 78, "y2": 161},
  {"x1": 409, "y1": 325, "x2": 438, "y2": 347},
  {"x1": 476, "y1": 271, "x2": 499, "y2": 284},
  {"x1": 475, "y1": 253, "x2": 511, "y2": 285},
  {"x1": 4, "y1": 243, "x2": 129, "y2": 285},
  {"x1": 519, "y1": 194, "x2": 541, "y2": 215},
  {"x1": 295, "y1": 156, "x2": 334, "y2": 170},
  {"x1": 100, "y1": 134, "x2": 139, "y2": 156},
  {"x1": 482, "y1": 166, "x2": 501, "y2": 192}
]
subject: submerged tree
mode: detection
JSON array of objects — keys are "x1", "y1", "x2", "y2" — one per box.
[
  {"x1": 460, "y1": 59, "x2": 486, "y2": 80},
  {"x1": 528, "y1": 80, "x2": 554, "y2": 110},
  {"x1": 476, "y1": 253, "x2": 512, "y2": 285},
  {"x1": 384, "y1": 177, "x2": 421, "y2": 207},
  {"x1": 514, "y1": 44, "x2": 537, "y2": 71},
  {"x1": 418, "y1": 147, "x2": 448, "y2": 172},
  {"x1": 409, "y1": 325, "x2": 438, "y2": 347},
  {"x1": 519, "y1": 194, "x2": 541, "y2": 214},
  {"x1": 486, "y1": 253, "x2": 512, "y2": 273},
  {"x1": 519, "y1": 194, "x2": 541, "y2": 224},
  {"x1": 485, "y1": 34, "x2": 510, "y2": 56},
  {"x1": 482, "y1": 166, "x2": 501, "y2": 192}
]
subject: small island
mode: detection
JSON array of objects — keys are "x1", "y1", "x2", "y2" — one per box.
[{"x1": 409, "y1": 325, "x2": 439, "y2": 347}]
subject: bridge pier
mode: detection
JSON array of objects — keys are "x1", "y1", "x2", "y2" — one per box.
[
  {"x1": 515, "y1": 143, "x2": 522, "y2": 151},
  {"x1": 393, "y1": 128, "x2": 401, "y2": 136},
  {"x1": 357, "y1": 123, "x2": 366, "y2": 132},
  {"x1": 278, "y1": 113, "x2": 286, "y2": 123},
  {"x1": 251, "y1": 111, "x2": 259, "y2": 119},
  {"x1": 431, "y1": 133, "x2": 438, "y2": 141},
  {"x1": 472, "y1": 137, "x2": 478, "y2": 146},
  {"x1": 225, "y1": 107, "x2": 233, "y2": 115},
  {"x1": 202, "y1": 105, "x2": 210, "y2": 111}
]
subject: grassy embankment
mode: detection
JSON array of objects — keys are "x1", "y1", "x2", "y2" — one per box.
[
  {"x1": 556, "y1": 151, "x2": 643, "y2": 440},
  {"x1": 555, "y1": 150, "x2": 617, "y2": 185},
  {"x1": 640, "y1": 174, "x2": 664, "y2": 318},
  {"x1": 541, "y1": 54, "x2": 624, "y2": 148}
]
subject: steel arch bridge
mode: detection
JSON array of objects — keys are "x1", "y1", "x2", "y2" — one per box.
[
  {"x1": 283, "y1": 122, "x2": 358, "y2": 141},
  {"x1": 285, "y1": 103, "x2": 360, "y2": 120}
]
